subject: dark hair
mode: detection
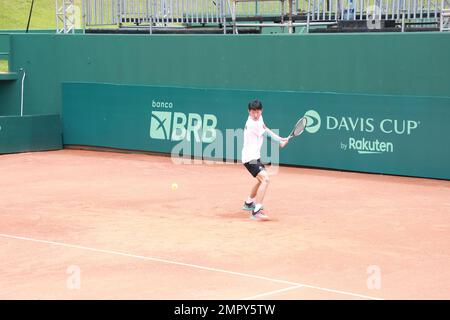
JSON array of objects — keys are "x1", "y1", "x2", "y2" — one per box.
[{"x1": 248, "y1": 99, "x2": 263, "y2": 111}]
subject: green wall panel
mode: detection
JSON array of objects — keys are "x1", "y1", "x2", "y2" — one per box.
[
  {"x1": 62, "y1": 82, "x2": 450, "y2": 180},
  {"x1": 0, "y1": 81, "x2": 20, "y2": 116},
  {"x1": 2, "y1": 32, "x2": 450, "y2": 116},
  {"x1": 0, "y1": 114, "x2": 62, "y2": 154},
  {"x1": 0, "y1": 34, "x2": 10, "y2": 53}
]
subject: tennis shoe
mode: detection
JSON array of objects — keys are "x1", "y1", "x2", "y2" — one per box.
[
  {"x1": 251, "y1": 210, "x2": 270, "y2": 221},
  {"x1": 242, "y1": 201, "x2": 255, "y2": 211}
]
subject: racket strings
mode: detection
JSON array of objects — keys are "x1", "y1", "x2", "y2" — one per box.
[{"x1": 293, "y1": 118, "x2": 307, "y2": 136}]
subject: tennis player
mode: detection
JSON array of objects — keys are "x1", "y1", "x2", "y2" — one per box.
[{"x1": 242, "y1": 100, "x2": 289, "y2": 221}]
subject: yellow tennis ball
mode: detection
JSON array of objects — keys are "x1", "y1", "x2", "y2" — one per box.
[{"x1": 171, "y1": 183, "x2": 178, "y2": 191}]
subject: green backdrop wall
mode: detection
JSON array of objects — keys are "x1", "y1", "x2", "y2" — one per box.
[
  {"x1": 1, "y1": 32, "x2": 449, "y2": 179},
  {"x1": 62, "y1": 82, "x2": 450, "y2": 180},
  {"x1": 2, "y1": 32, "x2": 450, "y2": 116}
]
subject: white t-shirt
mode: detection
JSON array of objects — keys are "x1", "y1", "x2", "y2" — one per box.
[{"x1": 242, "y1": 115, "x2": 266, "y2": 164}]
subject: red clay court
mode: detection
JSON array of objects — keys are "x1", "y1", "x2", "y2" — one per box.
[{"x1": 1, "y1": 149, "x2": 449, "y2": 299}]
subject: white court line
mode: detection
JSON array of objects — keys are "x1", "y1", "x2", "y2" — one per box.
[
  {"x1": 0, "y1": 233, "x2": 383, "y2": 300},
  {"x1": 242, "y1": 285, "x2": 303, "y2": 300}
]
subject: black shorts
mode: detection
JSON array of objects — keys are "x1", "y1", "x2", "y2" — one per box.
[{"x1": 243, "y1": 159, "x2": 266, "y2": 178}]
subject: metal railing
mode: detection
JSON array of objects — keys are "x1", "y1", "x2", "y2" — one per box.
[
  {"x1": 81, "y1": 0, "x2": 446, "y2": 32},
  {"x1": 83, "y1": 0, "x2": 227, "y2": 26},
  {"x1": 441, "y1": 0, "x2": 450, "y2": 31},
  {"x1": 83, "y1": 0, "x2": 118, "y2": 25},
  {"x1": 304, "y1": 0, "x2": 442, "y2": 21}
]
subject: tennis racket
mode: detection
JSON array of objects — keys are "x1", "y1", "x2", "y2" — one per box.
[{"x1": 287, "y1": 116, "x2": 308, "y2": 140}]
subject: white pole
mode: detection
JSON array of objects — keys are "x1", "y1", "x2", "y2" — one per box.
[{"x1": 20, "y1": 68, "x2": 26, "y2": 116}]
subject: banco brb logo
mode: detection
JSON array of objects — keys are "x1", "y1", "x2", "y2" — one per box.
[
  {"x1": 304, "y1": 109, "x2": 321, "y2": 133},
  {"x1": 150, "y1": 110, "x2": 217, "y2": 143}
]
